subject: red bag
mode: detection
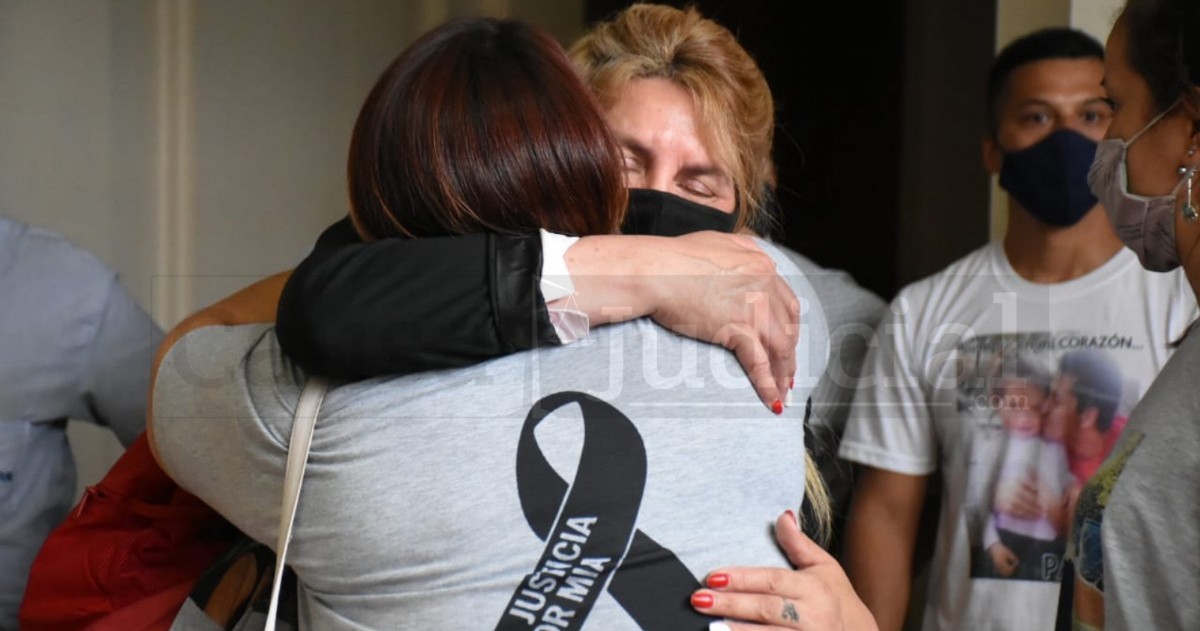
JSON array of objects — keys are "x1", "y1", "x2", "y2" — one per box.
[{"x1": 19, "y1": 432, "x2": 237, "y2": 631}]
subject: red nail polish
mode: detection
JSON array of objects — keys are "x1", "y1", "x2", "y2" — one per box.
[
  {"x1": 691, "y1": 592, "x2": 715, "y2": 609},
  {"x1": 706, "y1": 573, "x2": 730, "y2": 589},
  {"x1": 772, "y1": 399, "x2": 783, "y2": 415},
  {"x1": 789, "y1": 377, "x2": 795, "y2": 390}
]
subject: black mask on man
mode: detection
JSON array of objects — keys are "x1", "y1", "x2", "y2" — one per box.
[{"x1": 999, "y1": 129, "x2": 1099, "y2": 227}]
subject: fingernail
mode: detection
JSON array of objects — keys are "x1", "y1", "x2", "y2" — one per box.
[
  {"x1": 691, "y1": 592, "x2": 715, "y2": 609},
  {"x1": 785, "y1": 389, "x2": 794, "y2": 407},
  {"x1": 706, "y1": 572, "x2": 730, "y2": 589},
  {"x1": 771, "y1": 399, "x2": 783, "y2": 415},
  {"x1": 709, "y1": 623, "x2": 732, "y2": 631},
  {"x1": 789, "y1": 377, "x2": 795, "y2": 390},
  {"x1": 785, "y1": 509, "x2": 798, "y2": 526}
]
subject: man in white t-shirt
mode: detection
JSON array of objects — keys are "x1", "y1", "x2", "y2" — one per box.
[{"x1": 839, "y1": 27, "x2": 1198, "y2": 631}]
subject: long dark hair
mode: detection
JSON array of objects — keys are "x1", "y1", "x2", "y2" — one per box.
[{"x1": 347, "y1": 18, "x2": 627, "y2": 240}]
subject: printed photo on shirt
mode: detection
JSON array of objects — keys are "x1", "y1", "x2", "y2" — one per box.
[{"x1": 956, "y1": 334, "x2": 1130, "y2": 583}]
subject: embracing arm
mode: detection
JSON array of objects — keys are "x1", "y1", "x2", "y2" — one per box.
[
  {"x1": 276, "y1": 220, "x2": 797, "y2": 408},
  {"x1": 275, "y1": 218, "x2": 555, "y2": 379},
  {"x1": 147, "y1": 271, "x2": 291, "y2": 465},
  {"x1": 564, "y1": 232, "x2": 798, "y2": 407}
]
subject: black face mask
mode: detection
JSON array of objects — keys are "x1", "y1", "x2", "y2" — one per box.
[
  {"x1": 999, "y1": 128, "x2": 1099, "y2": 227},
  {"x1": 621, "y1": 188, "x2": 738, "y2": 236}
]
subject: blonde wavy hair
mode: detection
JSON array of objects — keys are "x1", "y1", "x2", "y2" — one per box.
[
  {"x1": 569, "y1": 3, "x2": 775, "y2": 232},
  {"x1": 571, "y1": 3, "x2": 831, "y2": 545}
]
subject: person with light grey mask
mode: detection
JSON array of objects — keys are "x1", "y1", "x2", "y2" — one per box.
[
  {"x1": 1057, "y1": 0, "x2": 1200, "y2": 629},
  {"x1": 1089, "y1": 100, "x2": 1200, "y2": 271}
]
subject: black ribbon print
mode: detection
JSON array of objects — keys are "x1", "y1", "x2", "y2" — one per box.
[{"x1": 495, "y1": 391, "x2": 710, "y2": 630}]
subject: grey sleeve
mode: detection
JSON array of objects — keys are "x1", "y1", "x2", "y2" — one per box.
[
  {"x1": 79, "y1": 277, "x2": 164, "y2": 446},
  {"x1": 803, "y1": 269, "x2": 887, "y2": 433}
]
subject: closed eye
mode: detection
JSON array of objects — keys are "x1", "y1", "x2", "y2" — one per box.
[{"x1": 681, "y1": 179, "x2": 716, "y2": 198}]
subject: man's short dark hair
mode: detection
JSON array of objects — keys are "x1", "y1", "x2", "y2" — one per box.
[
  {"x1": 1058, "y1": 349, "x2": 1123, "y2": 432},
  {"x1": 987, "y1": 27, "x2": 1105, "y2": 137}
]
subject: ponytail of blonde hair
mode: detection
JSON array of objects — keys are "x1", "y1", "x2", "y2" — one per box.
[{"x1": 803, "y1": 451, "x2": 832, "y2": 547}]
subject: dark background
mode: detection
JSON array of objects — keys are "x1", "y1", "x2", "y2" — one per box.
[{"x1": 583, "y1": 0, "x2": 997, "y2": 299}]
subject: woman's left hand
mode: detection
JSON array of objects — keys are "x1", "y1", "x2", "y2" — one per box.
[{"x1": 690, "y1": 511, "x2": 879, "y2": 631}]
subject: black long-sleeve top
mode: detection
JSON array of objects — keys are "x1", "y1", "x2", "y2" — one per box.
[{"x1": 275, "y1": 189, "x2": 737, "y2": 379}]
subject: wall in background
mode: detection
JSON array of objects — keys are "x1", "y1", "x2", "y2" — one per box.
[{"x1": 896, "y1": 0, "x2": 996, "y2": 288}]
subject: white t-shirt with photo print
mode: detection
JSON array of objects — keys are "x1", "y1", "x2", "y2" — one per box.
[{"x1": 840, "y1": 241, "x2": 1196, "y2": 631}]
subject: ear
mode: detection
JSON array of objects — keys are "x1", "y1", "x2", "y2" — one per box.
[{"x1": 982, "y1": 134, "x2": 1003, "y2": 175}]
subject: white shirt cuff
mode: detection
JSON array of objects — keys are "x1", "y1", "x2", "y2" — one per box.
[
  {"x1": 538, "y1": 230, "x2": 588, "y2": 343},
  {"x1": 539, "y1": 229, "x2": 579, "y2": 302}
]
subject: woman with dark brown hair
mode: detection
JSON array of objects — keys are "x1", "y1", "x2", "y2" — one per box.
[
  {"x1": 344, "y1": 17, "x2": 625, "y2": 242},
  {"x1": 150, "y1": 16, "x2": 870, "y2": 630},
  {"x1": 1055, "y1": 0, "x2": 1200, "y2": 628}
]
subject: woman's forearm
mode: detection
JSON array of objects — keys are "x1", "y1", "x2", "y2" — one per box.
[{"x1": 566, "y1": 231, "x2": 799, "y2": 411}]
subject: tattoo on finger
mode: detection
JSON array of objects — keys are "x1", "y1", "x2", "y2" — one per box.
[{"x1": 782, "y1": 600, "x2": 799, "y2": 623}]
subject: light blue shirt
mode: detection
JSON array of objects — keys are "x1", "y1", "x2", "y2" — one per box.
[{"x1": 0, "y1": 216, "x2": 162, "y2": 629}]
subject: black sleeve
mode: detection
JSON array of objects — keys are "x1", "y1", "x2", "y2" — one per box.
[{"x1": 275, "y1": 217, "x2": 558, "y2": 379}]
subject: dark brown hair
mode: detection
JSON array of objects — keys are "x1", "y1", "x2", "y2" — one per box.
[
  {"x1": 1122, "y1": 0, "x2": 1200, "y2": 113},
  {"x1": 348, "y1": 18, "x2": 627, "y2": 240}
]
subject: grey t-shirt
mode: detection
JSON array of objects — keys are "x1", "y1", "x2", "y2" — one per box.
[
  {"x1": 1063, "y1": 324, "x2": 1200, "y2": 630},
  {"x1": 153, "y1": 242, "x2": 828, "y2": 631},
  {"x1": 776, "y1": 246, "x2": 886, "y2": 434}
]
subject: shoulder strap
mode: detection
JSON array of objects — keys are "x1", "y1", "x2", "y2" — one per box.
[{"x1": 266, "y1": 377, "x2": 329, "y2": 629}]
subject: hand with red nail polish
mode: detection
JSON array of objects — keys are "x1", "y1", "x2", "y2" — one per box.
[
  {"x1": 571, "y1": 232, "x2": 800, "y2": 413},
  {"x1": 706, "y1": 572, "x2": 731, "y2": 589},
  {"x1": 689, "y1": 511, "x2": 879, "y2": 630}
]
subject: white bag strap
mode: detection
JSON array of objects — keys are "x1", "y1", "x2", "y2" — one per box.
[{"x1": 266, "y1": 376, "x2": 329, "y2": 629}]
